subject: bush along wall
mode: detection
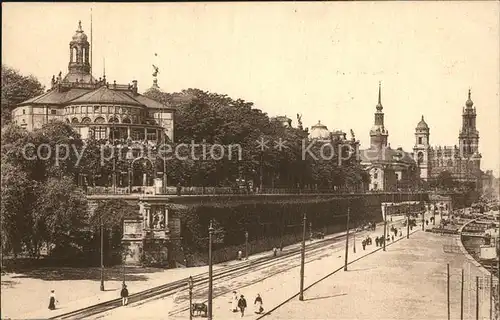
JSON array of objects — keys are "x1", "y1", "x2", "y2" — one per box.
[{"x1": 180, "y1": 196, "x2": 382, "y2": 265}]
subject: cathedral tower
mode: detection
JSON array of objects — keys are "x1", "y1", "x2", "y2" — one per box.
[
  {"x1": 459, "y1": 89, "x2": 480, "y2": 157},
  {"x1": 369, "y1": 82, "x2": 389, "y2": 150},
  {"x1": 413, "y1": 115, "x2": 430, "y2": 180}
]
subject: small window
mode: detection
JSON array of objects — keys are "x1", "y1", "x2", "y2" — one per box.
[
  {"x1": 94, "y1": 106, "x2": 100, "y2": 113},
  {"x1": 373, "y1": 183, "x2": 378, "y2": 190},
  {"x1": 51, "y1": 109, "x2": 57, "y2": 115},
  {"x1": 418, "y1": 137, "x2": 422, "y2": 144},
  {"x1": 374, "y1": 171, "x2": 378, "y2": 179},
  {"x1": 22, "y1": 109, "x2": 26, "y2": 115}
]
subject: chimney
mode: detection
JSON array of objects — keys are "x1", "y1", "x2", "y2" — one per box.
[{"x1": 132, "y1": 80, "x2": 138, "y2": 95}]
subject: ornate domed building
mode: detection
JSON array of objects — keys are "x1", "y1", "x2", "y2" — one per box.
[
  {"x1": 309, "y1": 120, "x2": 331, "y2": 141},
  {"x1": 413, "y1": 89, "x2": 482, "y2": 189},
  {"x1": 11, "y1": 21, "x2": 175, "y2": 143}
]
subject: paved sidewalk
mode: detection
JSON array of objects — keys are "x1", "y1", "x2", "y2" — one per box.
[
  {"x1": 265, "y1": 229, "x2": 491, "y2": 319},
  {"x1": 89, "y1": 215, "x2": 414, "y2": 319},
  {"x1": 2, "y1": 212, "x2": 397, "y2": 320}
]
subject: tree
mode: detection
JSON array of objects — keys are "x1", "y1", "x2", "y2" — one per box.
[
  {"x1": 1, "y1": 65, "x2": 45, "y2": 126},
  {"x1": 32, "y1": 177, "x2": 88, "y2": 258},
  {"x1": 434, "y1": 170, "x2": 456, "y2": 190}
]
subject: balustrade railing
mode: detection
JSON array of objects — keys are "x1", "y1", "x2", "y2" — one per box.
[{"x1": 84, "y1": 185, "x2": 429, "y2": 196}]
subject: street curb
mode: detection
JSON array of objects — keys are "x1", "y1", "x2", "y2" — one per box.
[
  {"x1": 457, "y1": 219, "x2": 496, "y2": 279},
  {"x1": 255, "y1": 228, "x2": 420, "y2": 319}
]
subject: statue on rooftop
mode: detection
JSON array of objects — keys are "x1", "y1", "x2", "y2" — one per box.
[{"x1": 152, "y1": 64, "x2": 159, "y2": 77}]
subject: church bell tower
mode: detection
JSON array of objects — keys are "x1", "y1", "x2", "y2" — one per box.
[{"x1": 413, "y1": 115, "x2": 430, "y2": 180}]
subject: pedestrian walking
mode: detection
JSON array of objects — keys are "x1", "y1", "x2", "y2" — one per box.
[
  {"x1": 120, "y1": 284, "x2": 129, "y2": 306},
  {"x1": 238, "y1": 295, "x2": 247, "y2": 317},
  {"x1": 238, "y1": 250, "x2": 243, "y2": 261},
  {"x1": 230, "y1": 291, "x2": 239, "y2": 312},
  {"x1": 375, "y1": 237, "x2": 379, "y2": 247},
  {"x1": 362, "y1": 240, "x2": 366, "y2": 250},
  {"x1": 254, "y1": 294, "x2": 264, "y2": 314},
  {"x1": 425, "y1": 219, "x2": 429, "y2": 226},
  {"x1": 273, "y1": 247, "x2": 278, "y2": 257},
  {"x1": 48, "y1": 290, "x2": 58, "y2": 310}
]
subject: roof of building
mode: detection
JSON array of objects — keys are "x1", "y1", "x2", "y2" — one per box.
[
  {"x1": 70, "y1": 86, "x2": 144, "y2": 106},
  {"x1": 18, "y1": 88, "x2": 92, "y2": 105},
  {"x1": 416, "y1": 115, "x2": 429, "y2": 130},
  {"x1": 63, "y1": 72, "x2": 96, "y2": 84},
  {"x1": 359, "y1": 146, "x2": 415, "y2": 165},
  {"x1": 309, "y1": 120, "x2": 330, "y2": 140},
  {"x1": 130, "y1": 93, "x2": 173, "y2": 110}
]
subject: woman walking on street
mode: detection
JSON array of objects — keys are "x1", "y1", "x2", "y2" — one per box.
[
  {"x1": 48, "y1": 290, "x2": 58, "y2": 310},
  {"x1": 254, "y1": 294, "x2": 264, "y2": 314}
]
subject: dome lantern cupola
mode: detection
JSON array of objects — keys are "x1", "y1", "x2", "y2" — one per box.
[
  {"x1": 465, "y1": 89, "x2": 473, "y2": 108},
  {"x1": 416, "y1": 115, "x2": 429, "y2": 130},
  {"x1": 68, "y1": 20, "x2": 91, "y2": 77}
]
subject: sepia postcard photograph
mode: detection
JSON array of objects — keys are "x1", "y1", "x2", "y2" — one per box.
[{"x1": 1, "y1": 2, "x2": 499, "y2": 320}]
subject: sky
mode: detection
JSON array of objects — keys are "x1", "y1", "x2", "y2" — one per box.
[{"x1": 2, "y1": 2, "x2": 499, "y2": 175}]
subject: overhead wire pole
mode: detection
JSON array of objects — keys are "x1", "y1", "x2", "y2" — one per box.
[
  {"x1": 406, "y1": 193, "x2": 410, "y2": 239},
  {"x1": 344, "y1": 201, "x2": 350, "y2": 271},
  {"x1": 299, "y1": 212, "x2": 306, "y2": 301},
  {"x1": 383, "y1": 203, "x2": 387, "y2": 251},
  {"x1": 208, "y1": 221, "x2": 214, "y2": 320}
]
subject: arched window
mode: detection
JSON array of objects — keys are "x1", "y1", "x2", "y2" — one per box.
[
  {"x1": 109, "y1": 116, "x2": 119, "y2": 123},
  {"x1": 122, "y1": 117, "x2": 131, "y2": 124},
  {"x1": 71, "y1": 118, "x2": 79, "y2": 124},
  {"x1": 81, "y1": 117, "x2": 91, "y2": 124},
  {"x1": 94, "y1": 117, "x2": 105, "y2": 124},
  {"x1": 66, "y1": 118, "x2": 70, "y2": 123}
]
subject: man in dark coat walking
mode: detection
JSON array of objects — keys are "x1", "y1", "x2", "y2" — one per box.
[{"x1": 238, "y1": 295, "x2": 247, "y2": 317}]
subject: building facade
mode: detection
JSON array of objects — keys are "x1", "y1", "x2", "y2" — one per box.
[
  {"x1": 413, "y1": 90, "x2": 482, "y2": 189},
  {"x1": 360, "y1": 83, "x2": 418, "y2": 191},
  {"x1": 11, "y1": 21, "x2": 175, "y2": 143}
]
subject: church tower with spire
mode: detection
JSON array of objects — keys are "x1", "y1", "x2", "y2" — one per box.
[
  {"x1": 369, "y1": 82, "x2": 389, "y2": 150},
  {"x1": 459, "y1": 89, "x2": 480, "y2": 157}
]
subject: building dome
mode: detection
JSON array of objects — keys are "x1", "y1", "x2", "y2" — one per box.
[
  {"x1": 465, "y1": 89, "x2": 473, "y2": 108},
  {"x1": 309, "y1": 120, "x2": 330, "y2": 140},
  {"x1": 72, "y1": 21, "x2": 88, "y2": 42},
  {"x1": 416, "y1": 115, "x2": 429, "y2": 130}
]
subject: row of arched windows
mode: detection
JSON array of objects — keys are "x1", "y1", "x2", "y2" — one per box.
[{"x1": 64, "y1": 105, "x2": 143, "y2": 117}]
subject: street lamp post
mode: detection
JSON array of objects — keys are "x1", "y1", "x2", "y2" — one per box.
[
  {"x1": 188, "y1": 276, "x2": 194, "y2": 320},
  {"x1": 299, "y1": 212, "x2": 306, "y2": 301},
  {"x1": 122, "y1": 264, "x2": 125, "y2": 286},
  {"x1": 100, "y1": 214, "x2": 105, "y2": 291},
  {"x1": 406, "y1": 194, "x2": 410, "y2": 239},
  {"x1": 208, "y1": 221, "x2": 214, "y2": 320},
  {"x1": 353, "y1": 224, "x2": 356, "y2": 253},
  {"x1": 383, "y1": 204, "x2": 387, "y2": 251},
  {"x1": 421, "y1": 193, "x2": 425, "y2": 231},
  {"x1": 309, "y1": 222, "x2": 312, "y2": 242},
  {"x1": 245, "y1": 231, "x2": 249, "y2": 260},
  {"x1": 344, "y1": 204, "x2": 350, "y2": 271}
]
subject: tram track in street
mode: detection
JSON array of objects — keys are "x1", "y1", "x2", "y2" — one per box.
[{"x1": 50, "y1": 230, "x2": 353, "y2": 320}]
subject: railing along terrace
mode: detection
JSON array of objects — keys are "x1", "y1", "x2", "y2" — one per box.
[{"x1": 84, "y1": 186, "x2": 429, "y2": 196}]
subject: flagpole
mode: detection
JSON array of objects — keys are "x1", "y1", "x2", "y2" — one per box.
[{"x1": 90, "y1": 8, "x2": 93, "y2": 75}]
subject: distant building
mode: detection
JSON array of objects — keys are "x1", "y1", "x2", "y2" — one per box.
[
  {"x1": 271, "y1": 115, "x2": 292, "y2": 128},
  {"x1": 308, "y1": 120, "x2": 346, "y2": 141},
  {"x1": 359, "y1": 83, "x2": 418, "y2": 191},
  {"x1": 11, "y1": 21, "x2": 175, "y2": 143},
  {"x1": 413, "y1": 90, "x2": 482, "y2": 189}
]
